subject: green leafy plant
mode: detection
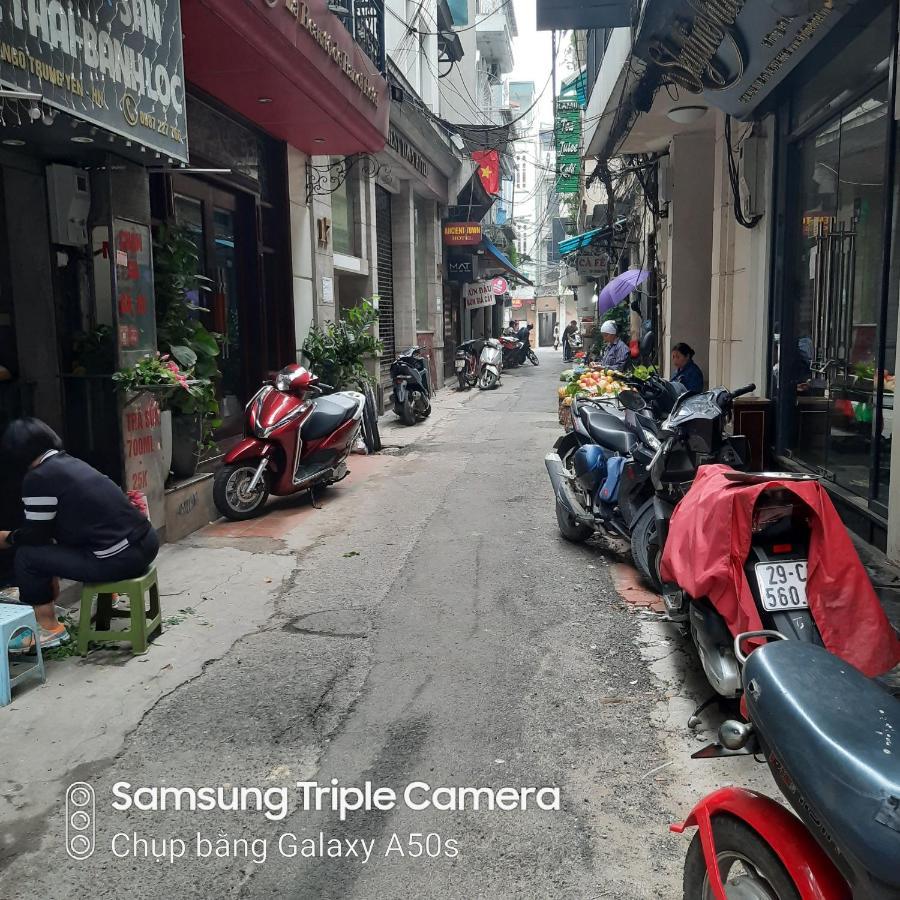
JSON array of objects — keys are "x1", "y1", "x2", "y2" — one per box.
[
  {"x1": 152, "y1": 223, "x2": 222, "y2": 440},
  {"x1": 71, "y1": 324, "x2": 115, "y2": 375},
  {"x1": 112, "y1": 352, "x2": 186, "y2": 401},
  {"x1": 302, "y1": 298, "x2": 383, "y2": 389}
]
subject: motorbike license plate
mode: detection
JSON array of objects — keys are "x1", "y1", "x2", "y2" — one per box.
[
  {"x1": 755, "y1": 561, "x2": 809, "y2": 611},
  {"x1": 454, "y1": 359, "x2": 466, "y2": 371}
]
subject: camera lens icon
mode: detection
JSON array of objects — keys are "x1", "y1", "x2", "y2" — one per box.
[{"x1": 65, "y1": 783, "x2": 95, "y2": 860}]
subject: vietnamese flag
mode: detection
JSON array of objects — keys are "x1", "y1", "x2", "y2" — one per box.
[{"x1": 473, "y1": 150, "x2": 500, "y2": 195}]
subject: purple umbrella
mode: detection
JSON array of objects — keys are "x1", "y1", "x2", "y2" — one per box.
[{"x1": 598, "y1": 268, "x2": 649, "y2": 314}]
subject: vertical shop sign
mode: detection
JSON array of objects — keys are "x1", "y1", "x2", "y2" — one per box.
[
  {"x1": 113, "y1": 219, "x2": 156, "y2": 367},
  {"x1": 121, "y1": 393, "x2": 166, "y2": 526},
  {"x1": 555, "y1": 97, "x2": 581, "y2": 194}
]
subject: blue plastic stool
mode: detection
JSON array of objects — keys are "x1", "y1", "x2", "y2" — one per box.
[{"x1": 0, "y1": 604, "x2": 46, "y2": 707}]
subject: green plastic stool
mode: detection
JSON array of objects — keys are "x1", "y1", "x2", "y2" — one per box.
[{"x1": 77, "y1": 567, "x2": 162, "y2": 656}]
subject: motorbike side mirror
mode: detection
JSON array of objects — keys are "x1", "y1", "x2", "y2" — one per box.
[{"x1": 618, "y1": 389, "x2": 647, "y2": 412}]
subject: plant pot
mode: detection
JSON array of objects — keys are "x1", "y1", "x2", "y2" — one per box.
[
  {"x1": 160, "y1": 410, "x2": 173, "y2": 476},
  {"x1": 170, "y1": 411, "x2": 202, "y2": 479}
]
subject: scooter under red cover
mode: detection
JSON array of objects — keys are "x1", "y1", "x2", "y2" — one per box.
[{"x1": 659, "y1": 464, "x2": 900, "y2": 677}]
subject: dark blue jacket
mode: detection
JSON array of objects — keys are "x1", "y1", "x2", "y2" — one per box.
[{"x1": 672, "y1": 358, "x2": 704, "y2": 393}]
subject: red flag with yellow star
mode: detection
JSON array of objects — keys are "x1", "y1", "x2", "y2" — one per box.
[{"x1": 472, "y1": 150, "x2": 500, "y2": 195}]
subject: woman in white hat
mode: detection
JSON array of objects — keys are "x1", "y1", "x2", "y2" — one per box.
[{"x1": 597, "y1": 320, "x2": 630, "y2": 371}]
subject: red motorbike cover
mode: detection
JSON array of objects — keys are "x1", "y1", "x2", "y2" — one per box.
[{"x1": 660, "y1": 464, "x2": 900, "y2": 676}]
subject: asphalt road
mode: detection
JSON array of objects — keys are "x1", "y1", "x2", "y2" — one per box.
[{"x1": 2, "y1": 350, "x2": 770, "y2": 899}]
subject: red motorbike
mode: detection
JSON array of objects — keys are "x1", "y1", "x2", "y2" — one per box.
[
  {"x1": 213, "y1": 364, "x2": 366, "y2": 520},
  {"x1": 673, "y1": 635, "x2": 900, "y2": 899}
]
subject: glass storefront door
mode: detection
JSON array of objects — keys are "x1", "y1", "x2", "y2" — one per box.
[
  {"x1": 774, "y1": 2, "x2": 896, "y2": 510},
  {"x1": 173, "y1": 179, "x2": 246, "y2": 430}
]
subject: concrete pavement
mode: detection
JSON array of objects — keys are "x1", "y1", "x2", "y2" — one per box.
[{"x1": 0, "y1": 350, "x2": 774, "y2": 899}]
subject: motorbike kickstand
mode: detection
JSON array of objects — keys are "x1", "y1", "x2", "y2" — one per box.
[
  {"x1": 309, "y1": 486, "x2": 322, "y2": 509},
  {"x1": 688, "y1": 695, "x2": 721, "y2": 730}
]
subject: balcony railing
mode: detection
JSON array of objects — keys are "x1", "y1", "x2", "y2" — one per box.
[{"x1": 337, "y1": 0, "x2": 386, "y2": 73}]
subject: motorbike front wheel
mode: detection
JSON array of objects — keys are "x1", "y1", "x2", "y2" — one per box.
[
  {"x1": 528, "y1": 349, "x2": 540, "y2": 366},
  {"x1": 555, "y1": 499, "x2": 592, "y2": 543},
  {"x1": 631, "y1": 507, "x2": 664, "y2": 592},
  {"x1": 683, "y1": 816, "x2": 801, "y2": 900},
  {"x1": 479, "y1": 370, "x2": 497, "y2": 390},
  {"x1": 457, "y1": 371, "x2": 468, "y2": 391},
  {"x1": 214, "y1": 463, "x2": 270, "y2": 521}
]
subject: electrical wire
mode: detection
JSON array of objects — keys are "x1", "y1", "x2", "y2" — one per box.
[{"x1": 724, "y1": 115, "x2": 762, "y2": 229}]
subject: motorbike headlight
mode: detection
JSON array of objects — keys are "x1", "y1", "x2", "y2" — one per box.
[
  {"x1": 643, "y1": 431, "x2": 661, "y2": 452},
  {"x1": 275, "y1": 373, "x2": 292, "y2": 392}
]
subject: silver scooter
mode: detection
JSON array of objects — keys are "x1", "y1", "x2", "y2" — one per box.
[{"x1": 478, "y1": 339, "x2": 503, "y2": 390}]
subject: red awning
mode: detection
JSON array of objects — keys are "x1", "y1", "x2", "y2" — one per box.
[{"x1": 181, "y1": 0, "x2": 389, "y2": 156}]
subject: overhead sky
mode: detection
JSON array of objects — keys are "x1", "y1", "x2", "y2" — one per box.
[{"x1": 509, "y1": 0, "x2": 573, "y2": 130}]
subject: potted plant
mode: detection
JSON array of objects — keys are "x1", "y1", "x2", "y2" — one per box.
[
  {"x1": 112, "y1": 353, "x2": 198, "y2": 476},
  {"x1": 302, "y1": 299, "x2": 383, "y2": 452},
  {"x1": 152, "y1": 224, "x2": 222, "y2": 478}
]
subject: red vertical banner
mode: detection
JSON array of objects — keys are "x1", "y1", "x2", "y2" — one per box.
[{"x1": 472, "y1": 150, "x2": 500, "y2": 195}]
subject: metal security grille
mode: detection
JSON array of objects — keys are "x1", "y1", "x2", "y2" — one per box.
[{"x1": 375, "y1": 186, "x2": 395, "y2": 384}]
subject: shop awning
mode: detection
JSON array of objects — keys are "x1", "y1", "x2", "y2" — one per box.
[
  {"x1": 181, "y1": 0, "x2": 389, "y2": 156},
  {"x1": 558, "y1": 218, "x2": 627, "y2": 256},
  {"x1": 481, "y1": 237, "x2": 534, "y2": 286}
]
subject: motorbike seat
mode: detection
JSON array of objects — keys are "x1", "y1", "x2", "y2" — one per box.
[
  {"x1": 302, "y1": 395, "x2": 358, "y2": 441},
  {"x1": 579, "y1": 405, "x2": 636, "y2": 455},
  {"x1": 744, "y1": 640, "x2": 900, "y2": 890}
]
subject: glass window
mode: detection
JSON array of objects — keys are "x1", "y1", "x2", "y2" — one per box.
[
  {"x1": 331, "y1": 161, "x2": 354, "y2": 256},
  {"x1": 778, "y1": 81, "x2": 890, "y2": 500},
  {"x1": 415, "y1": 197, "x2": 430, "y2": 330},
  {"x1": 791, "y1": 6, "x2": 892, "y2": 135}
]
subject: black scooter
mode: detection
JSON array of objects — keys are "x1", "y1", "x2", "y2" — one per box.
[{"x1": 390, "y1": 347, "x2": 432, "y2": 426}]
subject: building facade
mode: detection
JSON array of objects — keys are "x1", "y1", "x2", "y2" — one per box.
[{"x1": 570, "y1": 0, "x2": 900, "y2": 561}]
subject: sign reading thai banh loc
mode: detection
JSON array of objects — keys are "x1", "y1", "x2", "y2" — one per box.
[{"x1": 0, "y1": 0, "x2": 188, "y2": 161}]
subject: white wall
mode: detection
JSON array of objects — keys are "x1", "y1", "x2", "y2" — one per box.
[
  {"x1": 386, "y1": 0, "x2": 440, "y2": 109},
  {"x1": 708, "y1": 112, "x2": 772, "y2": 394},
  {"x1": 287, "y1": 146, "x2": 316, "y2": 356}
]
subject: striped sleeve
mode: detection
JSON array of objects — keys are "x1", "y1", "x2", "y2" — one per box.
[{"x1": 23, "y1": 495, "x2": 58, "y2": 522}]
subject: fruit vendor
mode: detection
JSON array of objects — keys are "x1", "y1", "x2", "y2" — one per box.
[{"x1": 597, "y1": 321, "x2": 630, "y2": 370}]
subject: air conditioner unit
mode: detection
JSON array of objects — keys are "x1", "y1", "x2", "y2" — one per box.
[{"x1": 46, "y1": 164, "x2": 90, "y2": 247}]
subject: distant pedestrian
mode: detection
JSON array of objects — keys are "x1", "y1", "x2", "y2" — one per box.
[
  {"x1": 597, "y1": 321, "x2": 629, "y2": 371},
  {"x1": 671, "y1": 342, "x2": 704, "y2": 393},
  {"x1": 562, "y1": 320, "x2": 579, "y2": 361},
  {"x1": 553, "y1": 323, "x2": 560, "y2": 350}
]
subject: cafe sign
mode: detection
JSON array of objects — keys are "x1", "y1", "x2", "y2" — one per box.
[
  {"x1": 0, "y1": 0, "x2": 188, "y2": 161},
  {"x1": 637, "y1": 0, "x2": 857, "y2": 119},
  {"x1": 465, "y1": 281, "x2": 496, "y2": 310},
  {"x1": 444, "y1": 222, "x2": 482, "y2": 246}
]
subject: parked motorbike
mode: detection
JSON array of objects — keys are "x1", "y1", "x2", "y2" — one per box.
[
  {"x1": 633, "y1": 384, "x2": 754, "y2": 596},
  {"x1": 455, "y1": 339, "x2": 482, "y2": 391},
  {"x1": 498, "y1": 334, "x2": 539, "y2": 368},
  {"x1": 674, "y1": 636, "x2": 900, "y2": 899},
  {"x1": 478, "y1": 338, "x2": 503, "y2": 390},
  {"x1": 391, "y1": 347, "x2": 432, "y2": 425},
  {"x1": 544, "y1": 374, "x2": 684, "y2": 546},
  {"x1": 213, "y1": 364, "x2": 365, "y2": 520},
  {"x1": 631, "y1": 383, "x2": 832, "y2": 700}
]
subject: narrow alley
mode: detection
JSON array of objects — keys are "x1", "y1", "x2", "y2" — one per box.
[{"x1": 0, "y1": 354, "x2": 771, "y2": 899}]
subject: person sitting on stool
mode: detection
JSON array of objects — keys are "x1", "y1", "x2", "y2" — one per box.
[
  {"x1": 0, "y1": 418, "x2": 160, "y2": 651},
  {"x1": 670, "y1": 342, "x2": 704, "y2": 393}
]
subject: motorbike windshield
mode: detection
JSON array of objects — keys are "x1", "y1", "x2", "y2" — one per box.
[{"x1": 666, "y1": 392, "x2": 722, "y2": 427}]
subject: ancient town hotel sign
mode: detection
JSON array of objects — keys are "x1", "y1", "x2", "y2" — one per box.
[
  {"x1": 0, "y1": 0, "x2": 188, "y2": 161},
  {"x1": 637, "y1": 0, "x2": 857, "y2": 119}
]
